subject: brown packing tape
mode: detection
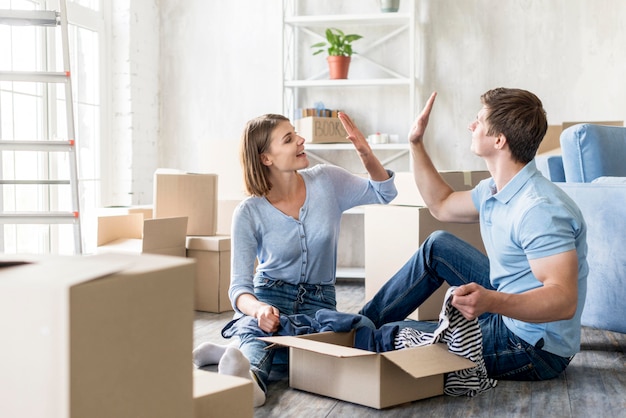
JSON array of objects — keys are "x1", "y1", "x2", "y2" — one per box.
[{"x1": 463, "y1": 171, "x2": 472, "y2": 186}]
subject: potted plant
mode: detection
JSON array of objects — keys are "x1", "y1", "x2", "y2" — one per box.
[{"x1": 311, "y1": 28, "x2": 363, "y2": 80}]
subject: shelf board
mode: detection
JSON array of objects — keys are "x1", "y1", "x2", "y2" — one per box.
[
  {"x1": 285, "y1": 13, "x2": 411, "y2": 27},
  {"x1": 336, "y1": 266, "x2": 365, "y2": 280},
  {"x1": 284, "y1": 78, "x2": 411, "y2": 88},
  {"x1": 305, "y1": 143, "x2": 408, "y2": 150}
]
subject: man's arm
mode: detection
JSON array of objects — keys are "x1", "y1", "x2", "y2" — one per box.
[
  {"x1": 408, "y1": 92, "x2": 479, "y2": 223},
  {"x1": 452, "y1": 249, "x2": 579, "y2": 322}
]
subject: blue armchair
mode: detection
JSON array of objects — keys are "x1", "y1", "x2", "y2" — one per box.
[{"x1": 536, "y1": 123, "x2": 626, "y2": 334}]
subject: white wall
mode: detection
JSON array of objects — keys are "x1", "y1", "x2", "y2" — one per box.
[
  {"x1": 419, "y1": 0, "x2": 626, "y2": 170},
  {"x1": 147, "y1": 0, "x2": 626, "y2": 201},
  {"x1": 157, "y1": 1, "x2": 282, "y2": 200}
]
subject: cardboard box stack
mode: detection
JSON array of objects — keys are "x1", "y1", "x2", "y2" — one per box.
[
  {"x1": 187, "y1": 235, "x2": 232, "y2": 312},
  {"x1": 152, "y1": 169, "x2": 234, "y2": 313},
  {"x1": 365, "y1": 170, "x2": 490, "y2": 320}
]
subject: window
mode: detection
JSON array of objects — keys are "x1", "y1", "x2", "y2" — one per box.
[{"x1": 0, "y1": 0, "x2": 103, "y2": 254}]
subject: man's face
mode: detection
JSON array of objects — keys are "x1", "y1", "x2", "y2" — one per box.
[{"x1": 468, "y1": 106, "x2": 496, "y2": 157}]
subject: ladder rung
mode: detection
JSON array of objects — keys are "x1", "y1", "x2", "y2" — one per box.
[
  {"x1": 0, "y1": 180, "x2": 70, "y2": 185},
  {"x1": 0, "y1": 140, "x2": 74, "y2": 151},
  {"x1": 0, "y1": 71, "x2": 69, "y2": 83},
  {"x1": 0, "y1": 10, "x2": 59, "y2": 27},
  {"x1": 0, "y1": 212, "x2": 79, "y2": 224}
]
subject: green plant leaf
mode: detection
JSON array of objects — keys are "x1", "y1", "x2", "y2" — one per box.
[{"x1": 310, "y1": 27, "x2": 363, "y2": 57}]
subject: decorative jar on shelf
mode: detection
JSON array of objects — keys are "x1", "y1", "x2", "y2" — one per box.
[{"x1": 380, "y1": 0, "x2": 400, "y2": 13}]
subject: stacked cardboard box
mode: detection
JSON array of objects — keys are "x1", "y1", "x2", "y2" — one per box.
[
  {"x1": 153, "y1": 169, "x2": 218, "y2": 236},
  {"x1": 186, "y1": 235, "x2": 232, "y2": 312},
  {"x1": 365, "y1": 170, "x2": 490, "y2": 320},
  {"x1": 152, "y1": 169, "x2": 235, "y2": 313}
]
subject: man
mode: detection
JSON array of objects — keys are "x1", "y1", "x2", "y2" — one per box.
[{"x1": 353, "y1": 88, "x2": 588, "y2": 380}]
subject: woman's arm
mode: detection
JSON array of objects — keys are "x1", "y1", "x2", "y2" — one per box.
[{"x1": 338, "y1": 112, "x2": 390, "y2": 181}]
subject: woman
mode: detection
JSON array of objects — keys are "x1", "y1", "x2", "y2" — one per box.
[{"x1": 192, "y1": 113, "x2": 397, "y2": 406}]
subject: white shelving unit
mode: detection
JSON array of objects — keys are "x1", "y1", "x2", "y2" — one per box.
[
  {"x1": 281, "y1": 1, "x2": 418, "y2": 279},
  {"x1": 282, "y1": 5, "x2": 416, "y2": 120},
  {"x1": 305, "y1": 142, "x2": 409, "y2": 168}
]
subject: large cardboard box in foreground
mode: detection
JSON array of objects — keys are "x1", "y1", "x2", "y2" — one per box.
[
  {"x1": 391, "y1": 170, "x2": 490, "y2": 207},
  {"x1": 193, "y1": 370, "x2": 253, "y2": 418},
  {"x1": 295, "y1": 116, "x2": 350, "y2": 143},
  {"x1": 0, "y1": 253, "x2": 196, "y2": 418},
  {"x1": 97, "y1": 213, "x2": 188, "y2": 257},
  {"x1": 186, "y1": 235, "x2": 232, "y2": 312},
  {"x1": 364, "y1": 205, "x2": 486, "y2": 321},
  {"x1": 261, "y1": 331, "x2": 475, "y2": 409},
  {"x1": 154, "y1": 169, "x2": 218, "y2": 236}
]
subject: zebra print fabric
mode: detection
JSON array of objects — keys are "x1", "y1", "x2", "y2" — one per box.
[{"x1": 394, "y1": 286, "x2": 498, "y2": 397}]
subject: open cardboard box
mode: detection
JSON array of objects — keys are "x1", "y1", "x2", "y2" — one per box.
[
  {"x1": 260, "y1": 331, "x2": 475, "y2": 409},
  {"x1": 0, "y1": 252, "x2": 196, "y2": 418},
  {"x1": 97, "y1": 213, "x2": 188, "y2": 257}
]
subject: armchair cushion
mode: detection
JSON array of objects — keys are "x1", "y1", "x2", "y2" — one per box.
[
  {"x1": 535, "y1": 155, "x2": 565, "y2": 182},
  {"x1": 558, "y1": 182, "x2": 626, "y2": 333},
  {"x1": 561, "y1": 124, "x2": 626, "y2": 182}
]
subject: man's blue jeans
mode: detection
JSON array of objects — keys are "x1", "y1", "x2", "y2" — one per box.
[
  {"x1": 360, "y1": 230, "x2": 571, "y2": 381},
  {"x1": 237, "y1": 279, "x2": 375, "y2": 392}
]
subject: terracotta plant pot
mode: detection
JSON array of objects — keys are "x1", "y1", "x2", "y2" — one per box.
[{"x1": 327, "y1": 55, "x2": 351, "y2": 79}]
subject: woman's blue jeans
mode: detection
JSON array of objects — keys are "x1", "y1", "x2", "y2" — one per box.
[
  {"x1": 237, "y1": 279, "x2": 375, "y2": 392},
  {"x1": 360, "y1": 230, "x2": 571, "y2": 381}
]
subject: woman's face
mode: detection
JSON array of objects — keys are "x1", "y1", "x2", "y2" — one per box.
[{"x1": 261, "y1": 120, "x2": 309, "y2": 172}]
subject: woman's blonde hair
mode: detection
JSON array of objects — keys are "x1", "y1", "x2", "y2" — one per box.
[{"x1": 240, "y1": 114, "x2": 290, "y2": 196}]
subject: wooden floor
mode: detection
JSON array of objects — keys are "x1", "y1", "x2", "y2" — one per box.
[{"x1": 194, "y1": 280, "x2": 626, "y2": 418}]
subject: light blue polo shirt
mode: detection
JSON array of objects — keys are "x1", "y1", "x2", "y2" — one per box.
[{"x1": 471, "y1": 160, "x2": 588, "y2": 357}]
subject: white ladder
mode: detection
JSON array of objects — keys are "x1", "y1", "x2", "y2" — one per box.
[{"x1": 0, "y1": 1, "x2": 82, "y2": 254}]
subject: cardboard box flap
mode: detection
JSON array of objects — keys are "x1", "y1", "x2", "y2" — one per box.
[
  {"x1": 97, "y1": 238, "x2": 143, "y2": 253},
  {"x1": 97, "y1": 214, "x2": 143, "y2": 246},
  {"x1": 381, "y1": 343, "x2": 476, "y2": 378},
  {"x1": 142, "y1": 216, "x2": 188, "y2": 252},
  {"x1": 259, "y1": 335, "x2": 374, "y2": 358}
]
